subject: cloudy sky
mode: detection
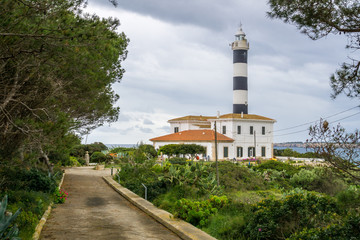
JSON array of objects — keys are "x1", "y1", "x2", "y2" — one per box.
[{"x1": 83, "y1": 0, "x2": 359, "y2": 145}]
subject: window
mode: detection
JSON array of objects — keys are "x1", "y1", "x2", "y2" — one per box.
[
  {"x1": 237, "y1": 125, "x2": 241, "y2": 134},
  {"x1": 250, "y1": 126, "x2": 254, "y2": 135},
  {"x1": 261, "y1": 147, "x2": 266, "y2": 157},
  {"x1": 223, "y1": 147, "x2": 229, "y2": 158},
  {"x1": 222, "y1": 126, "x2": 226, "y2": 134},
  {"x1": 174, "y1": 127, "x2": 179, "y2": 133},
  {"x1": 248, "y1": 147, "x2": 255, "y2": 157},
  {"x1": 262, "y1": 126, "x2": 265, "y2": 135},
  {"x1": 237, "y1": 147, "x2": 243, "y2": 157}
]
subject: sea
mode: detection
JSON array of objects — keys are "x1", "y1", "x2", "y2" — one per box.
[
  {"x1": 273, "y1": 146, "x2": 313, "y2": 154},
  {"x1": 105, "y1": 144, "x2": 137, "y2": 149}
]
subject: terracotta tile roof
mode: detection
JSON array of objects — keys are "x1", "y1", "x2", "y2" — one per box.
[
  {"x1": 168, "y1": 115, "x2": 216, "y2": 122},
  {"x1": 150, "y1": 130, "x2": 234, "y2": 142},
  {"x1": 218, "y1": 113, "x2": 276, "y2": 121}
]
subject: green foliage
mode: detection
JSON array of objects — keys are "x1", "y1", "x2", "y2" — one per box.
[
  {"x1": 288, "y1": 213, "x2": 360, "y2": 240},
  {"x1": 90, "y1": 152, "x2": 106, "y2": 163},
  {"x1": 290, "y1": 168, "x2": 346, "y2": 195},
  {"x1": 63, "y1": 156, "x2": 81, "y2": 167},
  {"x1": 117, "y1": 161, "x2": 169, "y2": 201},
  {"x1": 159, "y1": 144, "x2": 206, "y2": 157},
  {"x1": 214, "y1": 161, "x2": 265, "y2": 191},
  {"x1": 0, "y1": 195, "x2": 21, "y2": 240},
  {"x1": 71, "y1": 142, "x2": 108, "y2": 158},
  {"x1": 152, "y1": 185, "x2": 198, "y2": 212},
  {"x1": 267, "y1": 0, "x2": 360, "y2": 100},
  {"x1": 336, "y1": 185, "x2": 360, "y2": 210},
  {"x1": 173, "y1": 196, "x2": 228, "y2": 227},
  {"x1": 253, "y1": 160, "x2": 300, "y2": 177},
  {"x1": 168, "y1": 157, "x2": 188, "y2": 165},
  {"x1": 0, "y1": 166, "x2": 58, "y2": 193},
  {"x1": 204, "y1": 201, "x2": 250, "y2": 240},
  {"x1": 244, "y1": 190, "x2": 340, "y2": 239},
  {"x1": 54, "y1": 189, "x2": 68, "y2": 204},
  {"x1": 160, "y1": 163, "x2": 222, "y2": 195},
  {"x1": 0, "y1": 0, "x2": 128, "y2": 169},
  {"x1": 138, "y1": 144, "x2": 157, "y2": 158},
  {"x1": 6, "y1": 190, "x2": 51, "y2": 239}
]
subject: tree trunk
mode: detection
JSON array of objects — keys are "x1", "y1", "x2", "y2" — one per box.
[{"x1": 40, "y1": 147, "x2": 53, "y2": 174}]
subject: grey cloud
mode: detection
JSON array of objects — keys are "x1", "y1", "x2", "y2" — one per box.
[
  {"x1": 117, "y1": 113, "x2": 132, "y2": 122},
  {"x1": 158, "y1": 126, "x2": 170, "y2": 132},
  {"x1": 143, "y1": 119, "x2": 154, "y2": 125},
  {"x1": 139, "y1": 127, "x2": 153, "y2": 134},
  {"x1": 89, "y1": 0, "x2": 250, "y2": 31}
]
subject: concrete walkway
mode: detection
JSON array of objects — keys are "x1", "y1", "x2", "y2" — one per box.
[{"x1": 40, "y1": 167, "x2": 181, "y2": 240}]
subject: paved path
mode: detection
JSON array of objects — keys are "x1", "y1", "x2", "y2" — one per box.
[{"x1": 40, "y1": 167, "x2": 181, "y2": 240}]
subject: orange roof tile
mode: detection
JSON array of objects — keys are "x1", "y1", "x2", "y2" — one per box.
[{"x1": 150, "y1": 130, "x2": 234, "y2": 142}]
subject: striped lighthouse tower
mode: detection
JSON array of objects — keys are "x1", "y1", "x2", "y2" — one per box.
[{"x1": 232, "y1": 26, "x2": 249, "y2": 114}]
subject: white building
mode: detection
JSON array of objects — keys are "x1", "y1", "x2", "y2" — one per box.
[{"x1": 150, "y1": 27, "x2": 276, "y2": 160}]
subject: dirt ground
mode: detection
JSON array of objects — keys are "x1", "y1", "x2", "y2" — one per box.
[{"x1": 40, "y1": 167, "x2": 180, "y2": 240}]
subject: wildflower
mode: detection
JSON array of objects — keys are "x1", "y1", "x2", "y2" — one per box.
[{"x1": 259, "y1": 228, "x2": 262, "y2": 232}]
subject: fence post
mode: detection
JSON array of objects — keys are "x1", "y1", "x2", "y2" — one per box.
[{"x1": 141, "y1": 183, "x2": 147, "y2": 200}]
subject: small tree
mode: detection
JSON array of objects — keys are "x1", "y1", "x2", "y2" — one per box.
[{"x1": 308, "y1": 119, "x2": 360, "y2": 182}]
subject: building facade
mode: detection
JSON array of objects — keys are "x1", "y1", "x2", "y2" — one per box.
[{"x1": 151, "y1": 113, "x2": 275, "y2": 160}]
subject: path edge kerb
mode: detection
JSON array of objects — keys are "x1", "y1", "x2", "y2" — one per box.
[
  {"x1": 32, "y1": 170, "x2": 66, "y2": 240},
  {"x1": 103, "y1": 176, "x2": 216, "y2": 240}
]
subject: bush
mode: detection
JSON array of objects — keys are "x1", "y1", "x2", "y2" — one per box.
[
  {"x1": 290, "y1": 168, "x2": 346, "y2": 195},
  {"x1": 336, "y1": 185, "x2": 360, "y2": 210},
  {"x1": 173, "y1": 195, "x2": 228, "y2": 227},
  {"x1": 288, "y1": 214, "x2": 360, "y2": 240},
  {"x1": 90, "y1": 151, "x2": 106, "y2": 163},
  {"x1": 253, "y1": 160, "x2": 300, "y2": 177},
  {"x1": 6, "y1": 190, "x2": 52, "y2": 239},
  {"x1": 63, "y1": 156, "x2": 81, "y2": 166},
  {"x1": 168, "y1": 157, "x2": 188, "y2": 165},
  {"x1": 138, "y1": 144, "x2": 157, "y2": 158},
  {"x1": 213, "y1": 161, "x2": 265, "y2": 191},
  {"x1": 0, "y1": 166, "x2": 58, "y2": 193},
  {"x1": 244, "y1": 190, "x2": 340, "y2": 239},
  {"x1": 204, "y1": 201, "x2": 250, "y2": 240},
  {"x1": 117, "y1": 162, "x2": 169, "y2": 201}
]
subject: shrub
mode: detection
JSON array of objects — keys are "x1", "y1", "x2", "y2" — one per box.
[
  {"x1": 168, "y1": 157, "x2": 188, "y2": 165},
  {"x1": 54, "y1": 188, "x2": 68, "y2": 204},
  {"x1": 213, "y1": 161, "x2": 265, "y2": 191},
  {"x1": 117, "y1": 162, "x2": 169, "y2": 201},
  {"x1": 6, "y1": 190, "x2": 52, "y2": 239},
  {"x1": 0, "y1": 166, "x2": 58, "y2": 193},
  {"x1": 63, "y1": 156, "x2": 81, "y2": 166},
  {"x1": 0, "y1": 195, "x2": 21, "y2": 239},
  {"x1": 253, "y1": 160, "x2": 300, "y2": 177},
  {"x1": 290, "y1": 168, "x2": 346, "y2": 195},
  {"x1": 173, "y1": 195, "x2": 228, "y2": 227},
  {"x1": 336, "y1": 185, "x2": 360, "y2": 210},
  {"x1": 204, "y1": 201, "x2": 250, "y2": 240},
  {"x1": 288, "y1": 214, "x2": 360, "y2": 240},
  {"x1": 90, "y1": 151, "x2": 106, "y2": 163},
  {"x1": 138, "y1": 144, "x2": 157, "y2": 158},
  {"x1": 244, "y1": 190, "x2": 340, "y2": 239}
]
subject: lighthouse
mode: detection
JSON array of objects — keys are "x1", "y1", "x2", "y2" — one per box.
[{"x1": 232, "y1": 27, "x2": 249, "y2": 114}]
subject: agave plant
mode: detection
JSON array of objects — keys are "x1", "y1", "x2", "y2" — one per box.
[{"x1": 0, "y1": 195, "x2": 21, "y2": 240}]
